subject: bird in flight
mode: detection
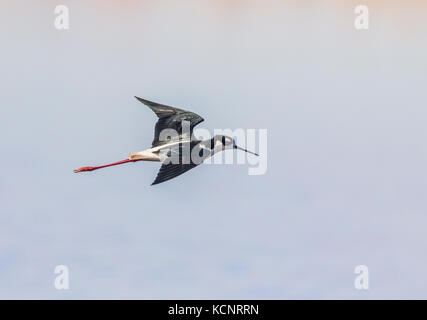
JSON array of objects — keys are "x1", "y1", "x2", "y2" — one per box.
[{"x1": 74, "y1": 97, "x2": 258, "y2": 185}]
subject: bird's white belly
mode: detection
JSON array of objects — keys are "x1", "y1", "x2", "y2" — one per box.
[{"x1": 128, "y1": 140, "x2": 190, "y2": 162}]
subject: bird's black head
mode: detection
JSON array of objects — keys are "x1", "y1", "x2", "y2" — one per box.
[
  {"x1": 210, "y1": 135, "x2": 234, "y2": 150},
  {"x1": 210, "y1": 135, "x2": 258, "y2": 156}
]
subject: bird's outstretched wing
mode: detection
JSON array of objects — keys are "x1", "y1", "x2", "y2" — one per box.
[
  {"x1": 151, "y1": 162, "x2": 199, "y2": 185},
  {"x1": 151, "y1": 140, "x2": 212, "y2": 185},
  {"x1": 135, "y1": 97, "x2": 204, "y2": 147}
]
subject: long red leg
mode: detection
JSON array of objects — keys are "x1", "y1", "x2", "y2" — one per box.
[{"x1": 74, "y1": 159, "x2": 139, "y2": 173}]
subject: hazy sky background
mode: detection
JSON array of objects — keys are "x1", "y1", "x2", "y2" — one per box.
[{"x1": 1, "y1": 0, "x2": 426, "y2": 299}]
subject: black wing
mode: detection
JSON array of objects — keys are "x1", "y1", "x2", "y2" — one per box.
[
  {"x1": 151, "y1": 163, "x2": 199, "y2": 185},
  {"x1": 151, "y1": 141, "x2": 212, "y2": 185},
  {"x1": 135, "y1": 97, "x2": 204, "y2": 147}
]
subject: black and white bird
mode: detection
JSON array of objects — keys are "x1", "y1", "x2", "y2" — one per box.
[{"x1": 74, "y1": 97, "x2": 258, "y2": 185}]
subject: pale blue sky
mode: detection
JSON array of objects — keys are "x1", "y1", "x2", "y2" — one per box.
[{"x1": 1, "y1": 0, "x2": 427, "y2": 299}]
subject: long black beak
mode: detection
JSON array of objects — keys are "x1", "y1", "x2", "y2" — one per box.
[{"x1": 234, "y1": 145, "x2": 259, "y2": 156}]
